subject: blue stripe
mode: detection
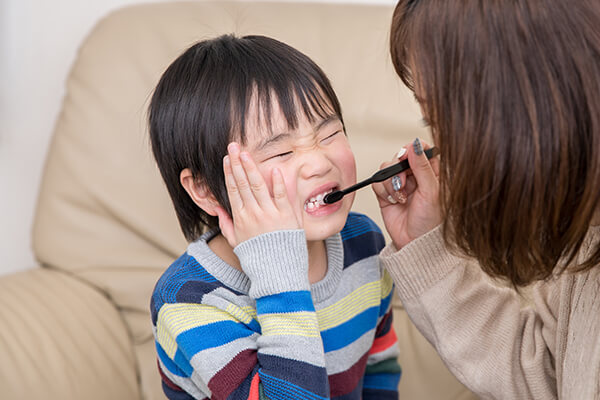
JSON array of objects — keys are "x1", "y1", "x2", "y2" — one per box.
[
  {"x1": 153, "y1": 253, "x2": 218, "y2": 315},
  {"x1": 379, "y1": 290, "x2": 393, "y2": 317},
  {"x1": 362, "y1": 373, "x2": 402, "y2": 391},
  {"x1": 341, "y1": 225, "x2": 378, "y2": 240},
  {"x1": 375, "y1": 310, "x2": 393, "y2": 338},
  {"x1": 161, "y1": 382, "x2": 196, "y2": 400},
  {"x1": 256, "y1": 291, "x2": 315, "y2": 314},
  {"x1": 322, "y1": 306, "x2": 380, "y2": 352},
  {"x1": 156, "y1": 341, "x2": 190, "y2": 377},
  {"x1": 342, "y1": 232, "x2": 385, "y2": 268},
  {"x1": 173, "y1": 348, "x2": 194, "y2": 377},
  {"x1": 260, "y1": 370, "x2": 328, "y2": 400},
  {"x1": 258, "y1": 353, "x2": 329, "y2": 397},
  {"x1": 362, "y1": 388, "x2": 399, "y2": 400},
  {"x1": 176, "y1": 320, "x2": 255, "y2": 357},
  {"x1": 340, "y1": 213, "x2": 382, "y2": 240}
]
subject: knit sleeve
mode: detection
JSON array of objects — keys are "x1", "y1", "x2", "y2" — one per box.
[
  {"x1": 379, "y1": 225, "x2": 560, "y2": 399},
  {"x1": 362, "y1": 269, "x2": 401, "y2": 400},
  {"x1": 153, "y1": 230, "x2": 330, "y2": 400},
  {"x1": 234, "y1": 229, "x2": 330, "y2": 400}
]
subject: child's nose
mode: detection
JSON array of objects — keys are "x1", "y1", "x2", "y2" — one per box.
[{"x1": 299, "y1": 148, "x2": 333, "y2": 178}]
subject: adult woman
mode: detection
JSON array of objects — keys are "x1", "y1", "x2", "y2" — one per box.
[{"x1": 373, "y1": 1, "x2": 600, "y2": 398}]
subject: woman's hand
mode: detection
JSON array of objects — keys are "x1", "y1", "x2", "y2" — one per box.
[
  {"x1": 215, "y1": 142, "x2": 301, "y2": 248},
  {"x1": 371, "y1": 138, "x2": 442, "y2": 249}
]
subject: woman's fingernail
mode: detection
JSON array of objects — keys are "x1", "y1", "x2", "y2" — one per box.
[
  {"x1": 413, "y1": 138, "x2": 424, "y2": 155},
  {"x1": 387, "y1": 194, "x2": 398, "y2": 204},
  {"x1": 240, "y1": 152, "x2": 250, "y2": 162},
  {"x1": 396, "y1": 148, "x2": 407, "y2": 159},
  {"x1": 397, "y1": 191, "x2": 408, "y2": 204},
  {"x1": 392, "y1": 175, "x2": 402, "y2": 191},
  {"x1": 223, "y1": 155, "x2": 230, "y2": 165}
]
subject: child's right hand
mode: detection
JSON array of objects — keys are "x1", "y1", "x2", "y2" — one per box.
[{"x1": 215, "y1": 142, "x2": 301, "y2": 248}]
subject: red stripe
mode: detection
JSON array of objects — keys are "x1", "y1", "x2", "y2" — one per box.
[
  {"x1": 369, "y1": 328, "x2": 397, "y2": 355},
  {"x1": 328, "y1": 352, "x2": 369, "y2": 396},
  {"x1": 248, "y1": 373, "x2": 261, "y2": 400},
  {"x1": 157, "y1": 359, "x2": 184, "y2": 391},
  {"x1": 208, "y1": 349, "x2": 257, "y2": 399}
]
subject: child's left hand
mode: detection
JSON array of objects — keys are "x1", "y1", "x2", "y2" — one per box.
[{"x1": 215, "y1": 142, "x2": 301, "y2": 248}]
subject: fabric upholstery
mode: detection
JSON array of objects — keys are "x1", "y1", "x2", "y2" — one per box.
[{"x1": 0, "y1": 2, "x2": 477, "y2": 399}]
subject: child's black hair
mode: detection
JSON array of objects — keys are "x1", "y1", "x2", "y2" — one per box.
[{"x1": 148, "y1": 34, "x2": 343, "y2": 241}]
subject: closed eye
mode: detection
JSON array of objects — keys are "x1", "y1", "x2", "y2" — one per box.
[
  {"x1": 268, "y1": 151, "x2": 293, "y2": 160},
  {"x1": 320, "y1": 130, "x2": 342, "y2": 144}
]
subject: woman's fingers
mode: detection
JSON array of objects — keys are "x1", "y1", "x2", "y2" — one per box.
[{"x1": 408, "y1": 138, "x2": 438, "y2": 196}]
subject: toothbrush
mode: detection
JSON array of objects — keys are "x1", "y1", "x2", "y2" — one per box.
[{"x1": 323, "y1": 147, "x2": 439, "y2": 204}]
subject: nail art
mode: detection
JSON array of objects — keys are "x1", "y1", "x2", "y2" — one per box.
[
  {"x1": 413, "y1": 138, "x2": 424, "y2": 155},
  {"x1": 392, "y1": 175, "x2": 402, "y2": 191},
  {"x1": 397, "y1": 191, "x2": 408, "y2": 204},
  {"x1": 387, "y1": 194, "x2": 398, "y2": 204}
]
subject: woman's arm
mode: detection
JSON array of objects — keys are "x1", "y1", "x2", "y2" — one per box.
[{"x1": 380, "y1": 226, "x2": 560, "y2": 399}]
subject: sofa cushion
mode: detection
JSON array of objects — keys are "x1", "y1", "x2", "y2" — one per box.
[
  {"x1": 31, "y1": 2, "x2": 472, "y2": 399},
  {"x1": 0, "y1": 269, "x2": 139, "y2": 399}
]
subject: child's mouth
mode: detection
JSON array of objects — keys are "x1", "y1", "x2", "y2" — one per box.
[{"x1": 304, "y1": 187, "x2": 336, "y2": 212}]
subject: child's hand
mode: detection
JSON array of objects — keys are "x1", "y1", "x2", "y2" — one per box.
[
  {"x1": 371, "y1": 138, "x2": 442, "y2": 249},
  {"x1": 215, "y1": 142, "x2": 301, "y2": 248}
]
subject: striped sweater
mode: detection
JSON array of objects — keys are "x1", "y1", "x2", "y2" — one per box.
[{"x1": 151, "y1": 212, "x2": 401, "y2": 400}]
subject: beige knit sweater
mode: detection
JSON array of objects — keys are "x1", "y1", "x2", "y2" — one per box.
[{"x1": 380, "y1": 225, "x2": 600, "y2": 399}]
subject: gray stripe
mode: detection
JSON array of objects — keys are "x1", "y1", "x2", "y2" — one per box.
[
  {"x1": 157, "y1": 358, "x2": 209, "y2": 400},
  {"x1": 324, "y1": 328, "x2": 376, "y2": 374}
]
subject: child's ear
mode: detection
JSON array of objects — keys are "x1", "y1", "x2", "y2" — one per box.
[{"x1": 180, "y1": 168, "x2": 219, "y2": 216}]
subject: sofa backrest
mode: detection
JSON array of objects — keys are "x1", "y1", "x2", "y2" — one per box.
[{"x1": 32, "y1": 1, "x2": 427, "y2": 397}]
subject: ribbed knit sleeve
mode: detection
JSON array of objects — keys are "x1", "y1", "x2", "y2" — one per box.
[
  {"x1": 379, "y1": 225, "x2": 560, "y2": 399},
  {"x1": 233, "y1": 229, "x2": 330, "y2": 400},
  {"x1": 234, "y1": 229, "x2": 310, "y2": 298}
]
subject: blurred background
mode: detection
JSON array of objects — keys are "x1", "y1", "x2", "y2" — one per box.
[{"x1": 0, "y1": 0, "x2": 397, "y2": 276}]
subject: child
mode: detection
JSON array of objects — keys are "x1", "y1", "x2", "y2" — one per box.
[{"x1": 148, "y1": 34, "x2": 401, "y2": 400}]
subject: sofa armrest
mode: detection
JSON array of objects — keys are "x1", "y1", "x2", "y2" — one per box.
[{"x1": 0, "y1": 268, "x2": 140, "y2": 400}]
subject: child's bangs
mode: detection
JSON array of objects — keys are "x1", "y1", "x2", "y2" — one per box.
[{"x1": 232, "y1": 78, "x2": 339, "y2": 144}]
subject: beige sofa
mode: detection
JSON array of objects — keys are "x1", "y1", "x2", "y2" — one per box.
[{"x1": 0, "y1": 2, "x2": 477, "y2": 399}]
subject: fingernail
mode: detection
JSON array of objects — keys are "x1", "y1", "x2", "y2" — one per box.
[
  {"x1": 397, "y1": 191, "x2": 408, "y2": 204},
  {"x1": 228, "y1": 142, "x2": 238, "y2": 153},
  {"x1": 387, "y1": 194, "x2": 398, "y2": 204},
  {"x1": 223, "y1": 155, "x2": 230, "y2": 165},
  {"x1": 413, "y1": 138, "x2": 424, "y2": 155},
  {"x1": 240, "y1": 152, "x2": 250, "y2": 162},
  {"x1": 392, "y1": 175, "x2": 402, "y2": 191},
  {"x1": 396, "y1": 148, "x2": 407, "y2": 159}
]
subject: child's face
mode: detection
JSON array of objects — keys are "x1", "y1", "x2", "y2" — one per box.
[{"x1": 240, "y1": 100, "x2": 356, "y2": 242}]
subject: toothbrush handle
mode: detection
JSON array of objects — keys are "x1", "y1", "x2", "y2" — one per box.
[
  {"x1": 323, "y1": 146, "x2": 439, "y2": 204},
  {"x1": 370, "y1": 147, "x2": 439, "y2": 183}
]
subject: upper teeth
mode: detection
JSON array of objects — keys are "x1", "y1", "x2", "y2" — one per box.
[{"x1": 304, "y1": 189, "x2": 334, "y2": 211}]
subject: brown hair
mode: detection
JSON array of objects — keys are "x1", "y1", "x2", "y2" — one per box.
[{"x1": 391, "y1": 0, "x2": 600, "y2": 286}]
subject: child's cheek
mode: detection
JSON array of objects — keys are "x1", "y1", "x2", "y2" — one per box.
[{"x1": 337, "y1": 147, "x2": 357, "y2": 184}]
